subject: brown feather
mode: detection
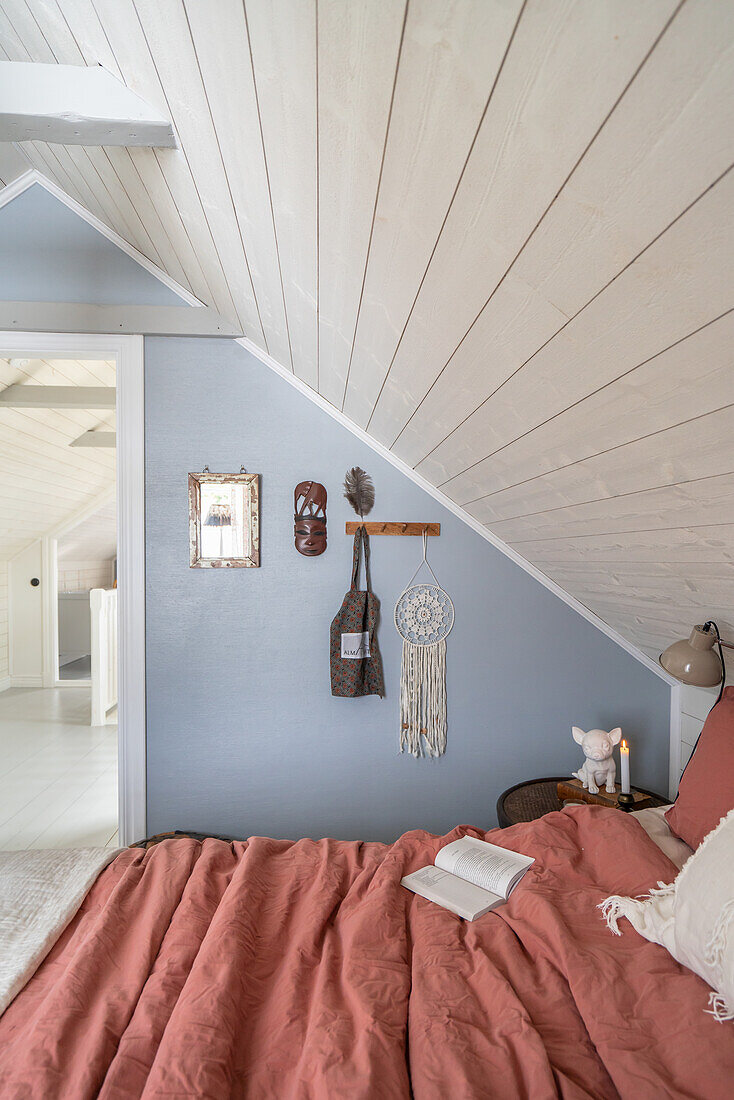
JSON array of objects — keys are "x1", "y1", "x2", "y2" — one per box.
[{"x1": 343, "y1": 467, "x2": 375, "y2": 519}]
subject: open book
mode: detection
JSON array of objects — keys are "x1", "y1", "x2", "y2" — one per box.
[{"x1": 401, "y1": 835, "x2": 534, "y2": 921}]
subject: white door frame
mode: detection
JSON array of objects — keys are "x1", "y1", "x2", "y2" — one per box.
[{"x1": 0, "y1": 331, "x2": 146, "y2": 845}]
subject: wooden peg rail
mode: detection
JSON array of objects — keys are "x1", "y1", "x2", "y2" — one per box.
[{"x1": 345, "y1": 522, "x2": 440, "y2": 536}]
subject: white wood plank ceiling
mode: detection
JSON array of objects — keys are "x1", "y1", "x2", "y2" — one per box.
[
  {"x1": 0, "y1": 357, "x2": 116, "y2": 561},
  {"x1": 57, "y1": 498, "x2": 116, "y2": 561},
  {"x1": 1, "y1": 0, "x2": 733, "y2": 663}
]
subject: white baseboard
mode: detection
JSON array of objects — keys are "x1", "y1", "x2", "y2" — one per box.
[
  {"x1": 0, "y1": 676, "x2": 11, "y2": 693},
  {"x1": 10, "y1": 675, "x2": 43, "y2": 688}
]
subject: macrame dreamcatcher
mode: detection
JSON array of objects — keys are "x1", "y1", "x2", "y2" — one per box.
[{"x1": 394, "y1": 533, "x2": 454, "y2": 757}]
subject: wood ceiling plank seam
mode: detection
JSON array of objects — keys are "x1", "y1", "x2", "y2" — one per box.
[
  {"x1": 350, "y1": 0, "x2": 526, "y2": 425},
  {"x1": 0, "y1": 481, "x2": 107, "y2": 507},
  {"x1": 510, "y1": 520, "x2": 734, "y2": 545},
  {"x1": 504, "y1": 533, "x2": 734, "y2": 564},
  {"x1": 382, "y1": 0, "x2": 678, "y2": 443},
  {"x1": 130, "y1": 0, "x2": 265, "y2": 343},
  {"x1": 78, "y1": 0, "x2": 216, "y2": 304},
  {"x1": 0, "y1": 2, "x2": 151, "y2": 249},
  {"x1": 180, "y1": 0, "x2": 269, "y2": 356},
  {"x1": 0, "y1": 423, "x2": 116, "y2": 461},
  {"x1": 66, "y1": 356, "x2": 116, "y2": 386},
  {"x1": 91, "y1": 0, "x2": 242, "y2": 322},
  {"x1": 471, "y1": 442, "x2": 734, "y2": 525},
  {"x1": 0, "y1": 12, "x2": 103, "y2": 217},
  {"x1": 0, "y1": 141, "x2": 30, "y2": 186},
  {"x1": 182, "y1": 0, "x2": 294, "y2": 362},
  {"x1": 0, "y1": 404, "x2": 121, "y2": 445},
  {"x1": 427, "y1": 154, "x2": 734, "y2": 492},
  {"x1": 125, "y1": 145, "x2": 213, "y2": 303},
  {"x1": 0, "y1": 459, "x2": 112, "y2": 490},
  {"x1": 0, "y1": 354, "x2": 115, "y2": 387},
  {"x1": 600, "y1": 611, "x2": 734, "y2": 635},
  {"x1": 240, "y1": 0, "x2": 295, "y2": 372},
  {"x1": 472, "y1": 468, "x2": 734, "y2": 529},
  {"x1": 325, "y1": 0, "x2": 409, "y2": 412},
  {"x1": 576, "y1": 616, "x2": 729, "y2": 646},
  {"x1": 433, "y1": 164, "x2": 734, "y2": 499},
  {"x1": 61, "y1": 0, "x2": 124, "y2": 78},
  {"x1": 244, "y1": 0, "x2": 319, "y2": 385},
  {"x1": 586, "y1": 618, "x2": 734, "y2": 651},
  {"x1": 20, "y1": 0, "x2": 174, "y2": 270},
  {"x1": 331, "y1": 0, "x2": 525, "y2": 415},
  {"x1": 10, "y1": 0, "x2": 167, "y2": 262},
  {"x1": 544, "y1": 560, "x2": 734, "y2": 581},
  {"x1": 528, "y1": 552, "x2": 734, "y2": 563},
  {"x1": 0, "y1": 441, "x2": 115, "y2": 480},
  {"x1": 454, "y1": 308, "x2": 734, "y2": 506},
  {"x1": 97, "y1": 145, "x2": 194, "y2": 293},
  {"x1": 390, "y1": 0, "x2": 734, "y2": 468},
  {"x1": 464, "y1": 386, "x2": 734, "y2": 510},
  {"x1": 553, "y1": 587, "x2": 734, "y2": 614},
  {"x1": 468, "y1": 409, "x2": 734, "y2": 524},
  {"x1": 426, "y1": 183, "x2": 734, "y2": 500},
  {"x1": 184, "y1": 2, "x2": 292, "y2": 361},
  {"x1": 0, "y1": 489, "x2": 116, "y2": 525},
  {"x1": 0, "y1": 402, "x2": 117, "y2": 444},
  {"x1": 361, "y1": 0, "x2": 684, "y2": 444},
  {"x1": 22, "y1": 139, "x2": 110, "y2": 225},
  {"x1": 140, "y1": 153, "x2": 238, "y2": 322},
  {"x1": 56, "y1": 0, "x2": 205, "y2": 298},
  {"x1": 490, "y1": 472, "x2": 734, "y2": 541},
  {"x1": 316, "y1": 0, "x2": 410, "y2": 405}
]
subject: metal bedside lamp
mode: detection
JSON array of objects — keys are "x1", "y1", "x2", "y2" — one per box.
[{"x1": 659, "y1": 620, "x2": 730, "y2": 703}]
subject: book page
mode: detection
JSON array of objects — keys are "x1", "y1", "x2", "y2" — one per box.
[
  {"x1": 435, "y1": 837, "x2": 534, "y2": 899},
  {"x1": 401, "y1": 865, "x2": 503, "y2": 922}
]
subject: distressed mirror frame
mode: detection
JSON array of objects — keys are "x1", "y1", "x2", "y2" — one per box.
[{"x1": 188, "y1": 471, "x2": 260, "y2": 568}]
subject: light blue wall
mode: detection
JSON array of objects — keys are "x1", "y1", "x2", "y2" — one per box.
[
  {"x1": 145, "y1": 337, "x2": 671, "y2": 842},
  {"x1": 0, "y1": 184, "x2": 185, "y2": 306}
]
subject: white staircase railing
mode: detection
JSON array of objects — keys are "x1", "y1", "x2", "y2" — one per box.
[{"x1": 90, "y1": 588, "x2": 118, "y2": 726}]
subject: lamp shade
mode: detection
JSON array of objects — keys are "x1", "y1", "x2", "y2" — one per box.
[{"x1": 659, "y1": 625, "x2": 723, "y2": 687}]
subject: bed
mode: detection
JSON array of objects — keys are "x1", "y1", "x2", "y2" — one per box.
[{"x1": 1, "y1": 803, "x2": 732, "y2": 1099}]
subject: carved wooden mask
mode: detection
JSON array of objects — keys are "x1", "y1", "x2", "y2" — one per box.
[{"x1": 294, "y1": 481, "x2": 327, "y2": 556}]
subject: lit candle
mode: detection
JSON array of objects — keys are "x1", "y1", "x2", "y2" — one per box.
[{"x1": 620, "y1": 739, "x2": 630, "y2": 795}]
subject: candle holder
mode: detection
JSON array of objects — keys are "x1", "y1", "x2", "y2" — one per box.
[{"x1": 617, "y1": 791, "x2": 635, "y2": 812}]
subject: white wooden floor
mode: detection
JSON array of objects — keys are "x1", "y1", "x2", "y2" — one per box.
[{"x1": 0, "y1": 686, "x2": 118, "y2": 850}]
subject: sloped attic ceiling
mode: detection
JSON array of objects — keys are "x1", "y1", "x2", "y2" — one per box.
[
  {"x1": 0, "y1": 356, "x2": 116, "y2": 561},
  {"x1": 0, "y1": 0, "x2": 732, "y2": 665}
]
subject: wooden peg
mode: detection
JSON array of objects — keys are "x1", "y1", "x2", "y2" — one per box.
[{"x1": 345, "y1": 522, "x2": 440, "y2": 536}]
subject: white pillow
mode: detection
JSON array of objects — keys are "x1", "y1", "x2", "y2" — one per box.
[{"x1": 600, "y1": 807, "x2": 734, "y2": 1021}]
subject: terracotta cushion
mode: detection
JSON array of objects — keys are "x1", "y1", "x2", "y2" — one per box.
[{"x1": 665, "y1": 686, "x2": 734, "y2": 849}]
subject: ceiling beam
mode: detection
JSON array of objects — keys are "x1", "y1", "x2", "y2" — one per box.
[
  {"x1": 0, "y1": 385, "x2": 115, "y2": 408},
  {"x1": 0, "y1": 302, "x2": 241, "y2": 337},
  {"x1": 70, "y1": 431, "x2": 116, "y2": 448},
  {"x1": 0, "y1": 61, "x2": 176, "y2": 147}
]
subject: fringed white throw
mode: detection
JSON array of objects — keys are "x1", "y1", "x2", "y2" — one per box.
[
  {"x1": 394, "y1": 534, "x2": 454, "y2": 758},
  {"x1": 599, "y1": 806, "x2": 734, "y2": 1022}
]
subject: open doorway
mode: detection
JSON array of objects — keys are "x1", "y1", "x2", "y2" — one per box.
[
  {"x1": 1, "y1": 354, "x2": 118, "y2": 847},
  {"x1": 0, "y1": 333, "x2": 145, "y2": 848}
]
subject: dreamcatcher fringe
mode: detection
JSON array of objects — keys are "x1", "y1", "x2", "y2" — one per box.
[{"x1": 399, "y1": 639, "x2": 447, "y2": 758}]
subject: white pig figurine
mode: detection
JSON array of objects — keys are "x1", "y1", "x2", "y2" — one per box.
[{"x1": 571, "y1": 726, "x2": 622, "y2": 794}]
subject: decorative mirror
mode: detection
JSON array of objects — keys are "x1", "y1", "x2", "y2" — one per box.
[{"x1": 189, "y1": 469, "x2": 260, "y2": 568}]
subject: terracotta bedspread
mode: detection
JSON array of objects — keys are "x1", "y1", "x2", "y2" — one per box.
[{"x1": 1, "y1": 807, "x2": 732, "y2": 1099}]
